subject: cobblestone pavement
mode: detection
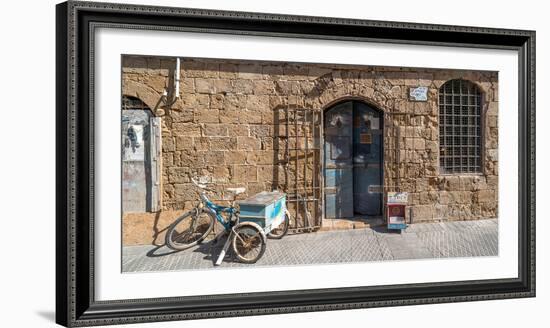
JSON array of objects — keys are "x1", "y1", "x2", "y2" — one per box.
[{"x1": 122, "y1": 219, "x2": 498, "y2": 272}]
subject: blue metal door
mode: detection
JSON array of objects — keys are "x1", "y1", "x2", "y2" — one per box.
[
  {"x1": 324, "y1": 101, "x2": 383, "y2": 219},
  {"x1": 353, "y1": 102, "x2": 383, "y2": 216},
  {"x1": 324, "y1": 102, "x2": 354, "y2": 218}
]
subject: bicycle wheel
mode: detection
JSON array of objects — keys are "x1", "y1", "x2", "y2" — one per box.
[
  {"x1": 165, "y1": 209, "x2": 215, "y2": 250},
  {"x1": 267, "y1": 211, "x2": 290, "y2": 239},
  {"x1": 231, "y1": 222, "x2": 266, "y2": 264}
]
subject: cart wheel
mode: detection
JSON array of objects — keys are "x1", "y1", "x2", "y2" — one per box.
[
  {"x1": 267, "y1": 212, "x2": 290, "y2": 239},
  {"x1": 231, "y1": 222, "x2": 266, "y2": 264}
]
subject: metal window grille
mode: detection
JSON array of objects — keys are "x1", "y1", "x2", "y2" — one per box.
[
  {"x1": 122, "y1": 95, "x2": 148, "y2": 111},
  {"x1": 439, "y1": 79, "x2": 482, "y2": 173},
  {"x1": 274, "y1": 106, "x2": 322, "y2": 233}
]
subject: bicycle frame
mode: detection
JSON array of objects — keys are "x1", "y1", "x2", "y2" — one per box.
[{"x1": 199, "y1": 192, "x2": 237, "y2": 231}]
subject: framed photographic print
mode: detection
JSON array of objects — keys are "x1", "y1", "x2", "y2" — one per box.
[{"x1": 56, "y1": 1, "x2": 535, "y2": 326}]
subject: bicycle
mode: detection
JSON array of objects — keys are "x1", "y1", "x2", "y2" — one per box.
[{"x1": 165, "y1": 178, "x2": 289, "y2": 264}]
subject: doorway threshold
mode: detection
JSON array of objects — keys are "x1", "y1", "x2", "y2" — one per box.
[{"x1": 320, "y1": 216, "x2": 385, "y2": 231}]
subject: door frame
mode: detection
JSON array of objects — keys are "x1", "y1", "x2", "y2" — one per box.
[
  {"x1": 321, "y1": 97, "x2": 385, "y2": 222},
  {"x1": 121, "y1": 95, "x2": 162, "y2": 213}
]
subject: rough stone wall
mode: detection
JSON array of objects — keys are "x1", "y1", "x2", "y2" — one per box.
[{"x1": 122, "y1": 55, "x2": 498, "y2": 240}]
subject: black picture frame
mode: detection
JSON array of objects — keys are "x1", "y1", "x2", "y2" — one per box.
[{"x1": 56, "y1": 1, "x2": 536, "y2": 326}]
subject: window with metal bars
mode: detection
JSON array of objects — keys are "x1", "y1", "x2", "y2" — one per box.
[
  {"x1": 122, "y1": 95, "x2": 148, "y2": 111},
  {"x1": 439, "y1": 79, "x2": 482, "y2": 174}
]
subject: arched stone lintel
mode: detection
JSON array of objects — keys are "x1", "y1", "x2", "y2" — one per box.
[
  {"x1": 317, "y1": 82, "x2": 387, "y2": 113},
  {"x1": 122, "y1": 80, "x2": 164, "y2": 115}
]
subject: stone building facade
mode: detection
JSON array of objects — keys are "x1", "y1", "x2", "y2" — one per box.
[{"x1": 121, "y1": 55, "x2": 498, "y2": 245}]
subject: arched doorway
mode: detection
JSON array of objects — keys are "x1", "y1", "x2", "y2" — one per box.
[{"x1": 324, "y1": 100, "x2": 383, "y2": 219}]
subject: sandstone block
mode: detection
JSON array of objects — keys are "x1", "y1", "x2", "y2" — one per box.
[
  {"x1": 411, "y1": 205, "x2": 434, "y2": 220},
  {"x1": 175, "y1": 136, "x2": 195, "y2": 150},
  {"x1": 220, "y1": 110, "x2": 262, "y2": 124},
  {"x1": 487, "y1": 115, "x2": 498, "y2": 128},
  {"x1": 180, "y1": 149, "x2": 205, "y2": 167},
  {"x1": 212, "y1": 79, "x2": 232, "y2": 94},
  {"x1": 194, "y1": 109, "x2": 219, "y2": 124},
  {"x1": 210, "y1": 137, "x2": 237, "y2": 150},
  {"x1": 444, "y1": 176, "x2": 461, "y2": 191},
  {"x1": 253, "y1": 80, "x2": 275, "y2": 95},
  {"x1": 219, "y1": 109, "x2": 242, "y2": 124},
  {"x1": 449, "y1": 191, "x2": 472, "y2": 204},
  {"x1": 162, "y1": 136, "x2": 175, "y2": 152},
  {"x1": 223, "y1": 94, "x2": 247, "y2": 111},
  {"x1": 232, "y1": 79, "x2": 255, "y2": 94},
  {"x1": 180, "y1": 93, "x2": 209, "y2": 110},
  {"x1": 246, "y1": 95, "x2": 270, "y2": 111},
  {"x1": 487, "y1": 102, "x2": 498, "y2": 116},
  {"x1": 426, "y1": 140, "x2": 438, "y2": 153},
  {"x1": 413, "y1": 138, "x2": 426, "y2": 150},
  {"x1": 170, "y1": 109, "x2": 193, "y2": 123},
  {"x1": 193, "y1": 137, "x2": 209, "y2": 151},
  {"x1": 172, "y1": 123, "x2": 201, "y2": 137},
  {"x1": 476, "y1": 189, "x2": 496, "y2": 204},
  {"x1": 405, "y1": 138, "x2": 414, "y2": 150},
  {"x1": 162, "y1": 152, "x2": 174, "y2": 167},
  {"x1": 210, "y1": 94, "x2": 224, "y2": 109},
  {"x1": 246, "y1": 150, "x2": 276, "y2": 165},
  {"x1": 210, "y1": 165, "x2": 230, "y2": 183},
  {"x1": 180, "y1": 78, "x2": 195, "y2": 93},
  {"x1": 250, "y1": 125, "x2": 273, "y2": 137},
  {"x1": 174, "y1": 183, "x2": 197, "y2": 199},
  {"x1": 237, "y1": 136, "x2": 261, "y2": 150},
  {"x1": 203, "y1": 124, "x2": 228, "y2": 136},
  {"x1": 167, "y1": 167, "x2": 190, "y2": 183},
  {"x1": 231, "y1": 165, "x2": 258, "y2": 183},
  {"x1": 257, "y1": 165, "x2": 275, "y2": 182},
  {"x1": 225, "y1": 151, "x2": 247, "y2": 165},
  {"x1": 227, "y1": 124, "x2": 250, "y2": 137}
]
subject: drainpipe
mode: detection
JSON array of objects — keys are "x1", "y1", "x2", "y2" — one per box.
[{"x1": 174, "y1": 57, "x2": 181, "y2": 98}]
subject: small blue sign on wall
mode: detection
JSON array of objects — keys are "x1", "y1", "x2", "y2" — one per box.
[{"x1": 409, "y1": 86, "x2": 429, "y2": 101}]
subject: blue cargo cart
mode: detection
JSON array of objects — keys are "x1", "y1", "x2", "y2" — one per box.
[
  {"x1": 214, "y1": 191, "x2": 289, "y2": 266},
  {"x1": 238, "y1": 191, "x2": 287, "y2": 234}
]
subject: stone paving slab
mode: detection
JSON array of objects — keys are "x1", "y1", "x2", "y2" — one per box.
[{"x1": 122, "y1": 219, "x2": 498, "y2": 273}]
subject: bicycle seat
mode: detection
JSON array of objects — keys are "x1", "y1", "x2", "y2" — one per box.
[{"x1": 226, "y1": 187, "x2": 246, "y2": 195}]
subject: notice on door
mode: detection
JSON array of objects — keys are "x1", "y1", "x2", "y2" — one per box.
[{"x1": 370, "y1": 116, "x2": 380, "y2": 129}]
